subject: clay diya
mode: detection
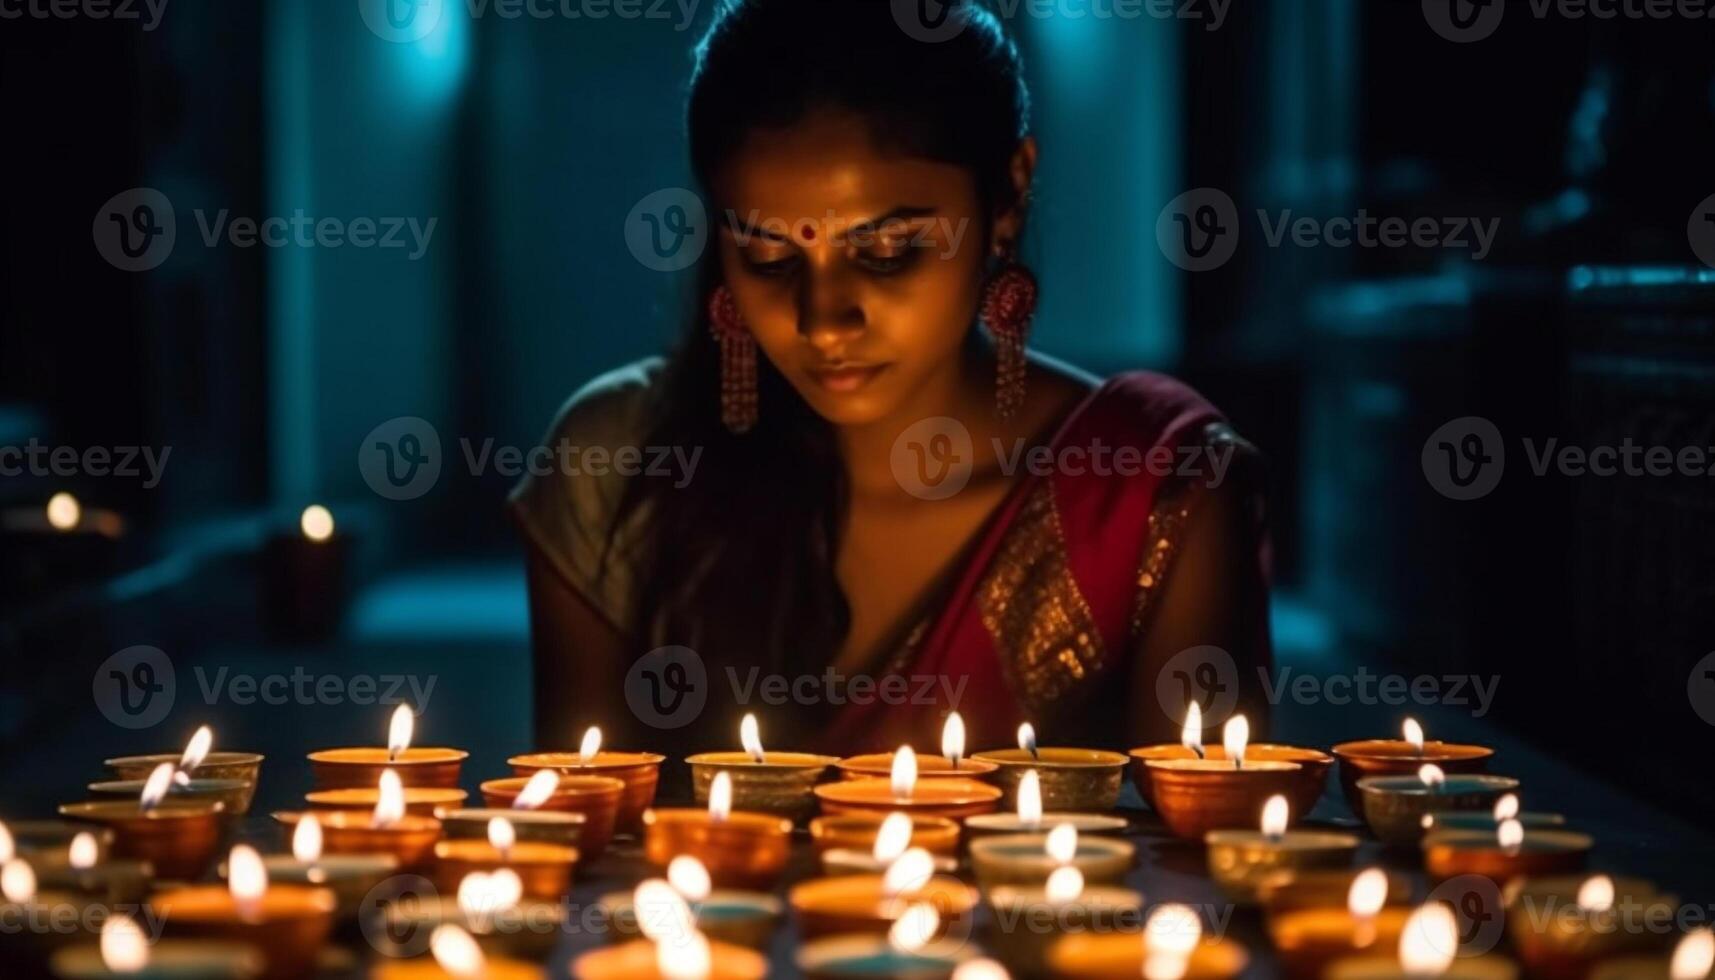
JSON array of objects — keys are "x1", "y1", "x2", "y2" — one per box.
[
  {"x1": 600, "y1": 857, "x2": 782, "y2": 950},
  {"x1": 24, "y1": 830, "x2": 150, "y2": 904},
  {"x1": 1332, "y1": 719, "x2": 1493, "y2": 810},
  {"x1": 1587, "y1": 928, "x2": 1714, "y2": 980},
  {"x1": 436, "y1": 806, "x2": 583, "y2": 849},
  {"x1": 1145, "y1": 715, "x2": 1304, "y2": 839},
  {"x1": 1423, "y1": 820, "x2": 1593, "y2": 883},
  {"x1": 432, "y1": 817, "x2": 578, "y2": 900},
  {"x1": 1044, "y1": 904, "x2": 1249, "y2": 979},
  {"x1": 971, "y1": 723, "x2": 1128, "y2": 812},
  {"x1": 105, "y1": 727, "x2": 264, "y2": 815},
  {"x1": 985, "y1": 866, "x2": 1144, "y2": 975},
  {"x1": 481, "y1": 771, "x2": 623, "y2": 860},
  {"x1": 1268, "y1": 868, "x2": 1413, "y2": 980},
  {"x1": 798, "y1": 903, "x2": 974, "y2": 980},
  {"x1": 1423, "y1": 792, "x2": 1564, "y2": 835},
  {"x1": 510, "y1": 725, "x2": 664, "y2": 832},
  {"x1": 642, "y1": 772, "x2": 793, "y2": 889},
  {"x1": 1356, "y1": 764, "x2": 1520, "y2": 845},
  {"x1": 810, "y1": 812, "x2": 960, "y2": 858},
  {"x1": 1255, "y1": 867, "x2": 1415, "y2": 919},
  {"x1": 304, "y1": 787, "x2": 467, "y2": 818},
  {"x1": 151, "y1": 845, "x2": 337, "y2": 980},
  {"x1": 685, "y1": 713, "x2": 837, "y2": 821},
  {"x1": 818, "y1": 812, "x2": 956, "y2": 876},
  {"x1": 380, "y1": 868, "x2": 567, "y2": 962},
  {"x1": 307, "y1": 704, "x2": 467, "y2": 790},
  {"x1": 1205, "y1": 794, "x2": 1360, "y2": 902},
  {"x1": 1324, "y1": 902, "x2": 1518, "y2": 980},
  {"x1": 49, "y1": 913, "x2": 263, "y2": 980},
  {"x1": 1131, "y1": 704, "x2": 1331, "y2": 818},
  {"x1": 816, "y1": 746, "x2": 1002, "y2": 821},
  {"x1": 964, "y1": 769, "x2": 1128, "y2": 838},
  {"x1": 789, "y1": 849, "x2": 978, "y2": 940},
  {"x1": 370, "y1": 923, "x2": 545, "y2": 980},
  {"x1": 274, "y1": 771, "x2": 442, "y2": 870},
  {"x1": 250, "y1": 814, "x2": 396, "y2": 918},
  {"x1": 60, "y1": 764, "x2": 226, "y2": 879},
  {"x1": 970, "y1": 824, "x2": 1135, "y2": 892},
  {"x1": 1506, "y1": 874, "x2": 1679, "y2": 980},
  {"x1": 572, "y1": 930, "x2": 768, "y2": 980}
]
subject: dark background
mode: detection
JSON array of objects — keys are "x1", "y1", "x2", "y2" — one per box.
[{"x1": 3, "y1": 0, "x2": 1713, "y2": 882}]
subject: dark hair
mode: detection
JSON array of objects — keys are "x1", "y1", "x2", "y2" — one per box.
[{"x1": 610, "y1": 0, "x2": 1030, "y2": 714}]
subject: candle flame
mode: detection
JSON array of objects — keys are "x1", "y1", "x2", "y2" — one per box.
[
  {"x1": 178, "y1": 725, "x2": 213, "y2": 778},
  {"x1": 656, "y1": 929, "x2": 712, "y2": 980},
  {"x1": 883, "y1": 848, "x2": 935, "y2": 898},
  {"x1": 1143, "y1": 955, "x2": 1189, "y2": 980},
  {"x1": 429, "y1": 924, "x2": 486, "y2": 978},
  {"x1": 1577, "y1": 875, "x2": 1615, "y2": 914},
  {"x1": 951, "y1": 960, "x2": 1012, "y2": 980},
  {"x1": 1180, "y1": 701, "x2": 1203, "y2": 755},
  {"x1": 1670, "y1": 928, "x2": 1715, "y2": 980},
  {"x1": 487, "y1": 817, "x2": 517, "y2": 855},
  {"x1": 1045, "y1": 823, "x2": 1079, "y2": 864},
  {"x1": 373, "y1": 770, "x2": 406, "y2": 828},
  {"x1": 387, "y1": 704, "x2": 414, "y2": 761},
  {"x1": 889, "y1": 902, "x2": 940, "y2": 954},
  {"x1": 1497, "y1": 818, "x2": 1524, "y2": 852},
  {"x1": 1045, "y1": 865, "x2": 1085, "y2": 903},
  {"x1": 69, "y1": 832, "x2": 100, "y2": 870},
  {"x1": 891, "y1": 746, "x2": 918, "y2": 800},
  {"x1": 739, "y1": 713, "x2": 764, "y2": 763},
  {"x1": 457, "y1": 871, "x2": 522, "y2": 919},
  {"x1": 872, "y1": 812, "x2": 914, "y2": 864},
  {"x1": 1, "y1": 859, "x2": 37, "y2": 903},
  {"x1": 1417, "y1": 764, "x2": 1446, "y2": 789},
  {"x1": 1017, "y1": 722, "x2": 1038, "y2": 759},
  {"x1": 708, "y1": 771, "x2": 732, "y2": 822},
  {"x1": 227, "y1": 845, "x2": 268, "y2": 907},
  {"x1": 101, "y1": 914, "x2": 150, "y2": 973},
  {"x1": 1145, "y1": 904, "x2": 1202, "y2": 961},
  {"x1": 1348, "y1": 868, "x2": 1389, "y2": 918},
  {"x1": 1260, "y1": 795, "x2": 1289, "y2": 838},
  {"x1": 1403, "y1": 718, "x2": 1425, "y2": 754},
  {"x1": 1398, "y1": 903, "x2": 1459, "y2": 975},
  {"x1": 139, "y1": 762, "x2": 175, "y2": 811},
  {"x1": 46, "y1": 492, "x2": 81, "y2": 531},
  {"x1": 1222, "y1": 714, "x2": 1249, "y2": 767},
  {"x1": 0, "y1": 823, "x2": 11, "y2": 864},
  {"x1": 300, "y1": 505, "x2": 335, "y2": 542},
  {"x1": 1493, "y1": 793, "x2": 1520, "y2": 821},
  {"x1": 1017, "y1": 770, "x2": 1043, "y2": 831},
  {"x1": 942, "y1": 712, "x2": 965, "y2": 768},
  {"x1": 578, "y1": 726, "x2": 603, "y2": 763},
  {"x1": 292, "y1": 815, "x2": 324, "y2": 863},
  {"x1": 668, "y1": 855, "x2": 712, "y2": 903},
  {"x1": 512, "y1": 769, "x2": 560, "y2": 810},
  {"x1": 633, "y1": 879, "x2": 695, "y2": 944}
]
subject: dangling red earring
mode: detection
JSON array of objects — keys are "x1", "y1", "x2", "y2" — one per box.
[
  {"x1": 981, "y1": 250, "x2": 1037, "y2": 420},
  {"x1": 708, "y1": 285, "x2": 758, "y2": 433}
]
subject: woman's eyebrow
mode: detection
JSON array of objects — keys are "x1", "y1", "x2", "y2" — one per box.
[{"x1": 722, "y1": 205, "x2": 938, "y2": 241}]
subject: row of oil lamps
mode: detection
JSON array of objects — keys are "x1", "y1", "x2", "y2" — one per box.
[{"x1": 2, "y1": 706, "x2": 1712, "y2": 980}]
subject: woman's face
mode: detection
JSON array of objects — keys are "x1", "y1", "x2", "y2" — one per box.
[{"x1": 713, "y1": 110, "x2": 992, "y2": 428}]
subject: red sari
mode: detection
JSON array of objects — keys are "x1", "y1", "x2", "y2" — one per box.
[{"x1": 821, "y1": 371, "x2": 1271, "y2": 753}]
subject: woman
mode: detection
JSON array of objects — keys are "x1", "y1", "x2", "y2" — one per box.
[{"x1": 512, "y1": 0, "x2": 1272, "y2": 758}]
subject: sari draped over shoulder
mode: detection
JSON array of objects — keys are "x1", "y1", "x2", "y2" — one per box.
[{"x1": 820, "y1": 371, "x2": 1270, "y2": 754}]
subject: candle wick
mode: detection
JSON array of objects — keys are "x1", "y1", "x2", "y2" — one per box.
[{"x1": 1192, "y1": 745, "x2": 1204, "y2": 760}]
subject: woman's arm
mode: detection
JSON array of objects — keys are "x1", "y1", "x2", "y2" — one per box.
[
  {"x1": 525, "y1": 544, "x2": 632, "y2": 750},
  {"x1": 1125, "y1": 429, "x2": 1274, "y2": 748}
]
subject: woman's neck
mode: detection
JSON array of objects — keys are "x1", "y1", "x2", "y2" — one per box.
[{"x1": 836, "y1": 339, "x2": 1001, "y2": 498}]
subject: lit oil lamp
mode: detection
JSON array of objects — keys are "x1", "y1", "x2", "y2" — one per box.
[
  {"x1": 105, "y1": 727, "x2": 264, "y2": 815},
  {"x1": 380, "y1": 868, "x2": 567, "y2": 962},
  {"x1": 1268, "y1": 868, "x2": 1414, "y2": 980},
  {"x1": 307, "y1": 704, "x2": 468, "y2": 790},
  {"x1": 60, "y1": 763, "x2": 226, "y2": 879},
  {"x1": 1131, "y1": 703, "x2": 1332, "y2": 818},
  {"x1": 798, "y1": 901, "x2": 975, "y2": 979},
  {"x1": 260, "y1": 504, "x2": 351, "y2": 641},
  {"x1": 819, "y1": 812, "x2": 957, "y2": 876},
  {"x1": 572, "y1": 897, "x2": 768, "y2": 980},
  {"x1": 971, "y1": 723, "x2": 1129, "y2": 813},
  {"x1": 27, "y1": 829, "x2": 151, "y2": 904},
  {"x1": 245, "y1": 814, "x2": 397, "y2": 918},
  {"x1": 1045, "y1": 903, "x2": 1250, "y2": 979},
  {"x1": 1255, "y1": 867, "x2": 1415, "y2": 921},
  {"x1": 1423, "y1": 792, "x2": 1565, "y2": 834},
  {"x1": 1589, "y1": 927, "x2": 1715, "y2": 980},
  {"x1": 1506, "y1": 874, "x2": 1680, "y2": 980},
  {"x1": 1333, "y1": 719, "x2": 1494, "y2": 810},
  {"x1": 435, "y1": 804, "x2": 583, "y2": 850},
  {"x1": 1144, "y1": 715, "x2": 1305, "y2": 839},
  {"x1": 2, "y1": 820, "x2": 113, "y2": 859},
  {"x1": 1, "y1": 855, "x2": 103, "y2": 972},
  {"x1": 1423, "y1": 818, "x2": 1593, "y2": 887},
  {"x1": 151, "y1": 844, "x2": 337, "y2": 980},
  {"x1": 1205, "y1": 794, "x2": 1360, "y2": 902},
  {"x1": 789, "y1": 848, "x2": 979, "y2": 939},
  {"x1": 433, "y1": 816, "x2": 579, "y2": 900},
  {"x1": 642, "y1": 771, "x2": 793, "y2": 889},
  {"x1": 685, "y1": 713, "x2": 838, "y2": 821},
  {"x1": 810, "y1": 811, "x2": 961, "y2": 857},
  {"x1": 275, "y1": 771, "x2": 443, "y2": 870},
  {"x1": 815, "y1": 745, "x2": 1003, "y2": 821},
  {"x1": 1356, "y1": 763, "x2": 1520, "y2": 846},
  {"x1": 1324, "y1": 901, "x2": 1518, "y2": 980},
  {"x1": 601, "y1": 856, "x2": 782, "y2": 950},
  {"x1": 835, "y1": 713, "x2": 1001, "y2": 782},
  {"x1": 0, "y1": 492, "x2": 125, "y2": 600},
  {"x1": 509, "y1": 726, "x2": 666, "y2": 832},
  {"x1": 49, "y1": 911, "x2": 263, "y2": 980},
  {"x1": 480, "y1": 768, "x2": 623, "y2": 860},
  {"x1": 369, "y1": 923, "x2": 545, "y2": 980},
  {"x1": 970, "y1": 822, "x2": 1135, "y2": 892},
  {"x1": 965, "y1": 769, "x2": 1129, "y2": 838},
  {"x1": 986, "y1": 863, "x2": 1145, "y2": 974}
]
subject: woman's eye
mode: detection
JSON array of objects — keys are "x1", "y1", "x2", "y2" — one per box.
[
  {"x1": 856, "y1": 247, "x2": 916, "y2": 274},
  {"x1": 742, "y1": 252, "x2": 799, "y2": 277}
]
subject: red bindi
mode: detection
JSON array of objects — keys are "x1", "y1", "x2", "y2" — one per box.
[{"x1": 799, "y1": 223, "x2": 816, "y2": 241}]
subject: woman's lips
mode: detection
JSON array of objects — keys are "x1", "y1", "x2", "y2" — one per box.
[{"x1": 807, "y1": 363, "x2": 890, "y2": 393}]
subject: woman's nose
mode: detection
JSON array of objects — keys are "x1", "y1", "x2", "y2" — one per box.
[{"x1": 796, "y1": 265, "x2": 865, "y2": 353}]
